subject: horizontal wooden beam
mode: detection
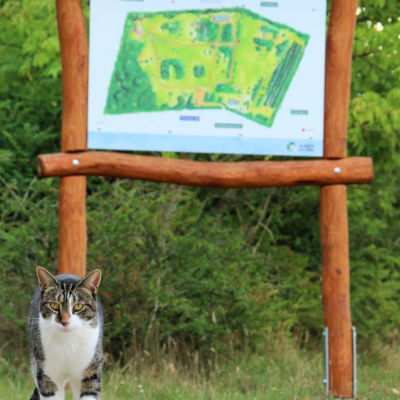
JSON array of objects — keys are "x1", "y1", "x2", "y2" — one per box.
[{"x1": 38, "y1": 152, "x2": 374, "y2": 188}]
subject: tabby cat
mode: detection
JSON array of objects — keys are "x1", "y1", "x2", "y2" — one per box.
[{"x1": 28, "y1": 267, "x2": 103, "y2": 400}]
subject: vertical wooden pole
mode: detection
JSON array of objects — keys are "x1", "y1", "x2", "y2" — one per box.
[
  {"x1": 321, "y1": 186, "x2": 352, "y2": 396},
  {"x1": 322, "y1": 0, "x2": 358, "y2": 397},
  {"x1": 56, "y1": 0, "x2": 88, "y2": 277},
  {"x1": 324, "y1": 0, "x2": 358, "y2": 159}
]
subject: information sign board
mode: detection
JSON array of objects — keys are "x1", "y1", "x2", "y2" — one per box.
[{"x1": 88, "y1": 1, "x2": 327, "y2": 156}]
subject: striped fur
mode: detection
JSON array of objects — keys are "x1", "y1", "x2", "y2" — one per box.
[{"x1": 28, "y1": 268, "x2": 103, "y2": 400}]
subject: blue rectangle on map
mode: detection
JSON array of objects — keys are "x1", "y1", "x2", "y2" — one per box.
[
  {"x1": 180, "y1": 116, "x2": 200, "y2": 121},
  {"x1": 260, "y1": 2, "x2": 279, "y2": 7}
]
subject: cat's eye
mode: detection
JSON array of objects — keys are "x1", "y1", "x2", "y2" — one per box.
[
  {"x1": 73, "y1": 303, "x2": 85, "y2": 312},
  {"x1": 47, "y1": 302, "x2": 59, "y2": 311}
]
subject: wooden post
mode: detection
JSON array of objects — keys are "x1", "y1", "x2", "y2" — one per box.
[
  {"x1": 321, "y1": 0, "x2": 358, "y2": 397},
  {"x1": 56, "y1": 0, "x2": 88, "y2": 277},
  {"x1": 321, "y1": 185, "x2": 352, "y2": 396},
  {"x1": 324, "y1": 0, "x2": 358, "y2": 159}
]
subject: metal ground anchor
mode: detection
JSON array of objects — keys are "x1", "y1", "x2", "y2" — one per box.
[{"x1": 323, "y1": 327, "x2": 358, "y2": 398}]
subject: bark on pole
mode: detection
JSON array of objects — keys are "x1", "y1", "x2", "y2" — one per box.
[
  {"x1": 56, "y1": 0, "x2": 88, "y2": 277},
  {"x1": 321, "y1": 0, "x2": 358, "y2": 397}
]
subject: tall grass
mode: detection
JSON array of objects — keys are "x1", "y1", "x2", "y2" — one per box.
[{"x1": 2, "y1": 338, "x2": 400, "y2": 399}]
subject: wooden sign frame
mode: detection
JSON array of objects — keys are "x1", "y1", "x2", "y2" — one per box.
[{"x1": 39, "y1": 0, "x2": 371, "y2": 397}]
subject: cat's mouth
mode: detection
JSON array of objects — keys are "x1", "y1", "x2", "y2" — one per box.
[{"x1": 58, "y1": 324, "x2": 73, "y2": 332}]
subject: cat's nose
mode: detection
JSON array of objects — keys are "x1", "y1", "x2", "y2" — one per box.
[{"x1": 61, "y1": 313, "x2": 70, "y2": 326}]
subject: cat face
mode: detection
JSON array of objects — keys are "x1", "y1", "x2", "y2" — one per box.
[{"x1": 36, "y1": 267, "x2": 102, "y2": 333}]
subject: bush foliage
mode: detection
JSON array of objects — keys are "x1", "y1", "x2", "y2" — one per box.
[{"x1": 0, "y1": 0, "x2": 399, "y2": 361}]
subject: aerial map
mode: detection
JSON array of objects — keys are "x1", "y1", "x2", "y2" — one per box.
[{"x1": 105, "y1": 8, "x2": 309, "y2": 128}]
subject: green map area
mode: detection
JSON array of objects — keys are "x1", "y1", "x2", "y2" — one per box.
[{"x1": 105, "y1": 8, "x2": 309, "y2": 128}]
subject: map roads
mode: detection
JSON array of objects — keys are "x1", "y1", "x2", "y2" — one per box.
[{"x1": 105, "y1": 8, "x2": 309, "y2": 128}]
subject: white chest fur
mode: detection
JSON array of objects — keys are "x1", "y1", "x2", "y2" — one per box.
[{"x1": 39, "y1": 315, "x2": 99, "y2": 384}]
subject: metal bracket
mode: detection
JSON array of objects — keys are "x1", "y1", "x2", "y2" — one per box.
[
  {"x1": 323, "y1": 327, "x2": 358, "y2": 398},
  {"x1": 323, "y1": 327, "x2": 330, "y2": 396},
  {"x1": 352, "y1": 326, "x2": 358, "y2": 398}
]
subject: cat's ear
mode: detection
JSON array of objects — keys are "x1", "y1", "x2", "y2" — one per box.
[
  {"x1": 36, "y1": 266, "x2": 57, "y2": 290},
  {"x1": 78, "y1": 269, "x2": 102, "y2": 294}
]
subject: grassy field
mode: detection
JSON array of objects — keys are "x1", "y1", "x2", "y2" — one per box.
[{"x1": 1, "y1": 344, "x2": 400, "y2": 399}]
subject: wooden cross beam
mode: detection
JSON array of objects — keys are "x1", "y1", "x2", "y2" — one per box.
[
  {"x1": 41, "y1": 0, "x2": 367, "y2": 397},
  {"x1": 38, "y1": 152, "x2": 373, "y2": 188}
]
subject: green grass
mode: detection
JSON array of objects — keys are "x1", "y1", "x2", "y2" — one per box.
[{"x1": 1, "y1": 345, "x2": 400, "y2": 399}]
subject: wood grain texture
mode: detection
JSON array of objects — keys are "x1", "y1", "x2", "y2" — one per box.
[
  {"x1": 56, "y1": 0, "x2": 88, "y2": 151},
  {"x1": 324, "y1": 0, "x2": 358, "y2": 158},
  {"x1": 321, "y1": 1, "x2": 359, "y2": 395},
  {"x1": 321, "y1": 185, "x2": 353, "y2": 397},
  {"x1": 56, "y1": 0, "x2": 88, "y2": 276},
  {"x1": 38, "y1": 152, "x2": 373, "y2": 188},
  {"x1": 58, "y1": 177, "x2": 87, "y2": 277}
]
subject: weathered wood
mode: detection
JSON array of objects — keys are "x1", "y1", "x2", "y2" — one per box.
[
  {"x1": 321, "y1": 185, "x2": 353, "y2": 397},
  {"x1": 56, "y1": 0, "x2": 88, "y2": 276},
  {"x1": 38, "y1": 152, "x2": 373, "y2": 188},
  {"x1": 324, "y1": 0, "x2": 358, "y2": 158}
]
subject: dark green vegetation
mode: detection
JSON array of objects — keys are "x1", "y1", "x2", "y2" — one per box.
[
  {"x1": 161, "y1": 21, "x2": 181, "y2": 35},
  {"x1": 197, "y1": 18, "x2": 219, "y2": 42},
  {"x1": 221, "y1": 24, "x2": 233, "y2": 42},
  {"x1": 1, "y1": 0, "x2": 400, "y2": 390},
  {"x1": 161, "y1": 59, "x2": 185, "y2": 80},
  {"x1": 193, "y1": 65, "x2": 205, "y2": 78},
  {"x1": 105, "y1": 17, "x2": 156, "y2": 114},
  {"x1": 265, "y1": 44, "x2": 304, "y2": 108}
]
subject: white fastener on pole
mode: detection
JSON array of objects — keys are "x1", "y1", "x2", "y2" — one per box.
[{"x1": 334, "y1": 167, "x2": 342, "y2": 174}]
